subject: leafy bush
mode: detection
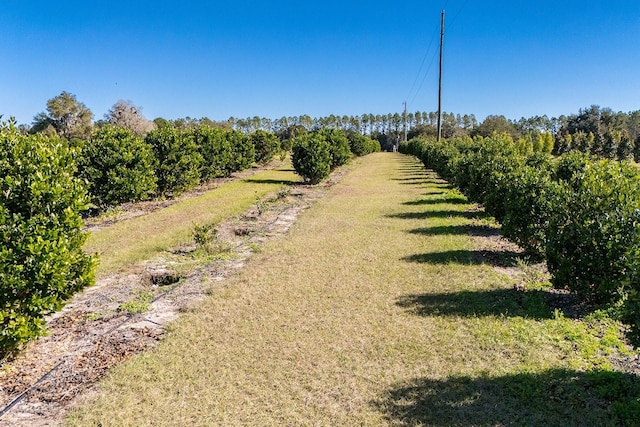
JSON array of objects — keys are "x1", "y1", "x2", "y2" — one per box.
[
  {"x1": 318, "y1": 128, "x2": 351, "y2": 169},
  {"x1": 192, "y1": 126, "x2": 233, "y2": 179},
  {"x1": 501, "y1": 166, "x2": 557, "y2": 259},
  {"x1": 227, "y1": 130, "x2": 255, "y2": 173},
  {"x1": 346, "y1": 131, "x2": 380, "y2": 156},
  {"x1": 145, "y1": 126, "x2": 202, "y2": 196},
  {"x1": 546, "y1": 160, "x2": 640, "y2": 306},
  {"x1": 553, "y1": 151, "x2": 592, "y2": 187},
  {"x1": 622, "y1": 288, "x2": 640, "y2": 347},
  {"x1": 402, "y1": 135, "x2": 640, "y2": 345},
  {"x1": 0, "y1": 122, "x2": 97, "y2": 356},
  {"x1": 291, "y1": 134, "x2": 332, "y2": 184},
  {"x1": 250, "y1": 130, "x2": 280, "y2": 164},
  {"x1": 78, "y1": 125, "x2": 157, "y2": 208}
]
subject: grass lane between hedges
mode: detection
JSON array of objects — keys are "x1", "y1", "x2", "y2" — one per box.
[
  {"x1": 84, "y1": 164, "x2": 300, "y2": 276},
  {"x1": 69, "y1": 153, "x2": 639, "y2": 426}
]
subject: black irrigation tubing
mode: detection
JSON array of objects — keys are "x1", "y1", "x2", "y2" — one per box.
[
  {"x1": 0, "y1": 357, "x2": 68, "y2": 418},
  {"x1": 0, "y1": 277, "x2": 186, "y2": 419}
]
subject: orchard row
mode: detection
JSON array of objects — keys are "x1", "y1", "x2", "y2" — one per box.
[
  {"x1": 0, "y1": 119, "x2": 378, "y2": 357},
  {"x1": 400, "y1": 135, "x2": 640, "y2": 346}
]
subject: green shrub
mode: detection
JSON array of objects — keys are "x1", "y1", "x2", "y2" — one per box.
[
  {"x1": 501, "y1": 166, "x2": 557, "y2": 259},
  {"x1": 402, "y1": 136, "x2": 640, "y2": 345},
  {"x1": 449, "y1": 137, "x2": 523, "y2": 222},
  {"x1": 546, "y1": 160, "x2": 640, "y2": 306},
  {"x1": 553, "y1": 151, "x2": 592, "y2": 187},
  {"x1": 319, "y1": 128, "x2": 351, "y2": 169},
  {"x1": 291, "y1": 134, "x2": 331, "y2": 184},
  {"x1": 367, "y1": 137, "x2": 382, "y2": 154},
  {"x1": 0, "y1": 122, "x2": 97, "y2": 356},
  {"x1": 192, "y1": 126, "x2": 233, "y2": 179},
  {"x1": 622, "y1": 288, "x2": 640, "y2": 347},
  {"x1": 145, "y1": 126, "x2": 202, "y2": 196},
  {"x1": 346, "y1": 131, "x2": 380, "y2": 156},
  {"x1": 78, "y1": 125, "x2": 157, "y2": 208},
  {"x1": 250, "y1": 130, "x2": 279, "y2": 164},
  {"x1": 227, "y1": 130, "x2": 255, "y2": 173},
  {"x1": 525, "y1": 152, "x2": 552, "y2": 169},
  {"x1": 420, "y1": 138, "x2": 459, "y2": 181}
]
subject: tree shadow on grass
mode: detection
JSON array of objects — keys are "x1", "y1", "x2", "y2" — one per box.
[
  {"x1": 374, "y1": 369, "x2": 640, "y2": 427},
  {"x1": 392, "y1": 177, "x2": 430, "y2": 182},
  {"x1": 408, "y1": 224, "x2": 501, "y2": 237},
  {"x1": 391, "y1": 177, "x2": 432, "y2": 186},
  {"x1": 242, "y1": 178, "x2": 300, "y2": 185},
  {"x1": 396, "y1": 289, "x2": 553, "y2": 320},
  {"x1": 403, "y1": 198, "x2": 469, "y2": 206},
  {"x1": 387, "y1": 210, "x2": 487, "y2": 221},
  {"x1": 401, "y1": 249, "x2": 521, "y2": 268}
]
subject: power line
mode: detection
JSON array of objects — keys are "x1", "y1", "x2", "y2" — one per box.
[
  {"x1": 408, "y1": 46, "x2": 439, "y2": 108},
  {"x1": 405, "y1": 1, "x2": 469, "y2": 110},
  {"x1": 405, "y1": 25, "x2": 440, "y2": 106},
  {"x1": 446, "y1": 0, "x2": 469, "y2": 31}
]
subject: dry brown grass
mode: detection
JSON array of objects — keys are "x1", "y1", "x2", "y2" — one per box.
[{"x1": 67, "y1": 154, "x2": 638, "y2": 426}]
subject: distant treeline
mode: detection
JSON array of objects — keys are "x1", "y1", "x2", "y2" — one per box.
[{"x1": 12, "y1": 91, "x2": 639, "y2": 161}]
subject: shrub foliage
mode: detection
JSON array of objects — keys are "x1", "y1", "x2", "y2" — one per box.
[
  {"x1": 145, "y1": 126, "x2": 203, "y2": 196},
  {"x1": 193, "y1": 126, "x2": 233, "y2": 180},
  {"x1": 250, "y1": 130, "x2": 280, "y2": 164},
  {"x1": 0, "y1": 122, "x2": 97, "y2": 356},
  {"x1": 400, "y1": 135, "x2": 640, "y2": 346},
  {"x1": 319, "y1": 128, "x2": 351, "y2": 169},
  {"x1": 291, "y1": 134, "x2": 332, "y2": 184},
  {"x1": 79, "y1": 125, "x2": 157, "y2": 208}
]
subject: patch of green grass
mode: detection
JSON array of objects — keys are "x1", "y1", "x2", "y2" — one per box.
[
  {"x1": 68, "y1": 154, "x2": 639, "y2": 426},
  {"x1": 192, "y1": 241, "x2": 235, "y2": 260},
  {"x1": 117, "y1": 291, "x2": 154, "y2": 314},
  {"x1": 85, "y1": 311, "x2": 107, "y2": 321},
  {"x1": 247, "y1": 242, "x2": 261, "y2": 253}
]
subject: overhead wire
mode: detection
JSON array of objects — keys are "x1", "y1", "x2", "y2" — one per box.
[
  {"x1": 405, "y1": 25, "x2": 439, "y2": 108},
  {"x1": 408, "y1": 46, "x2": 440, "y2": 108},
  {"x1": 446, "y1": 0, "x2": 469, "y2": 31},
  {"x1": 404, "y1": 0, "x2": 469, "y2": 110}
]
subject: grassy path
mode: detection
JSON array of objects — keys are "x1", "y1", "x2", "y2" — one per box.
[
  {"x1": 85, "y1": 165, "x2": 300, "y2": 276},
  {"x1": 68, "y1": 153, "x2": 637, "y2": 426}
]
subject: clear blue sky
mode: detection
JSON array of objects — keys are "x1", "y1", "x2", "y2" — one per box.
[{"x1": 1, "y1": 1, "x2": 638, "y2": 126}]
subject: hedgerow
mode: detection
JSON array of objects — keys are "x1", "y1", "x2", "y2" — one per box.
[
  {"x1": 145, "y1": 126, "x2": 203, "y2": 196},
  {"x1": 226, "y1": 129, "x2": 255, "y2": 173},
  {"x1": 546, "y1": 160, "x2": 640, "y2": 306},
  {"x1": 318, "y1": 128, "x2": 351, "y2": 169},
  {"x1": 346, "y1": 131, "x2": 380, "y2": 156},
  {"x1": 250, "y1": 130, "x2": 280, "y2": 164},
  {"x1": 78, "y1": 125, "x2": 157, "y2": 208},
  {"x1": 0, "y1": 122, "x2": 97, "y2": 356},
  {"x1": 192, "y1": 126, "x2": 233, "y2": 179},
  {"x1": 400, "y1": 135, "x2": 640, "y2": 345}
]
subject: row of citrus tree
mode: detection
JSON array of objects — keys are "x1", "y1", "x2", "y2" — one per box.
[
  {"x1": 291, "y1": 128, "x2": 380, "y2": 184},
  {"x1": 0, "y1": 119, "x2": 379, "y2": 357},
  {"x1": 78, "y1": 125, "x2": 274, "y2": 208},
  {"x1": 400, "y1": 135, "x2": 640, "y2": 346},
  {"x1": 82, "y1": 123, "x2": 380, "y2": 208}
]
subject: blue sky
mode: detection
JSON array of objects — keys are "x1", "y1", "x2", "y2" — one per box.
[{"x1": 1, "y1": 1, "x2": 638, "y2": 126}]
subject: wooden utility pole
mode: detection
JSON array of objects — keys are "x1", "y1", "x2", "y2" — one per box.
[
  {"x1": 437, "y1": 9, "x2": 445, "y2": 142},
  {"x1": 403, "y1": 101, "x2": 408, "y2": 142}
]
